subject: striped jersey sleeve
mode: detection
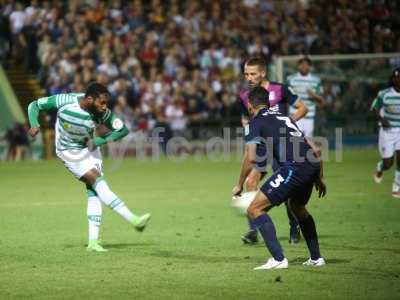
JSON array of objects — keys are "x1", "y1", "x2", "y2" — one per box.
[
  {"x1": 37, "y1": 93, "x2": 83, "y2": 110},
  {"x1": 98, "y1": 109, "x2": 125, "y2": 131},
  {"x1": 370, "y1": 90, "x2": 384, "y2": 110}
]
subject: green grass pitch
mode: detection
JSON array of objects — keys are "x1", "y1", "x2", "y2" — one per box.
[{"x1": 0, "y1": 148, "x2": 399, "y2": 299}]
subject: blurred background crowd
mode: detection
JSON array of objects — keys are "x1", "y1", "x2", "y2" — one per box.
[{"x1": 0, "y1": 0, "x2": 400, "y2": 159}]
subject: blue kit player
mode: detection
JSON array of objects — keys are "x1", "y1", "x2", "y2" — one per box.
[
  {"x1": 235, "y1": 56, "x2": 308, "y2": 245},
  {"x1": 232, "y1": 87, "x2": 326, "y2": 270}
]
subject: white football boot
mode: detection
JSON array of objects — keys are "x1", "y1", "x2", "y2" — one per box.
[
  {"x1": 303, "y1": 257, "x2": 326, "y2": 267},
  {"x1": 254, "y1": 257, "x2": 288, "y2": 270},
  {"x1": 392, "y1": 183, "x2": 400, "y2": 198}
]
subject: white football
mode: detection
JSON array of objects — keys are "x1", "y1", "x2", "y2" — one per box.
[{"x1": 231, "y1": 191, "x2": 258, "y2": 215}]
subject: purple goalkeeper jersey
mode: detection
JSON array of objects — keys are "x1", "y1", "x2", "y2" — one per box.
[{"x1": 238, "y1": 81, "x2": 299, "y2": 117}]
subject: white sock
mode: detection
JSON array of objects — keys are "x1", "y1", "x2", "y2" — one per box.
[
  {"x1": 93, "y1": 178, "x2": 137, "y2": 222},
  {"x1": 87, "y1": 196, "x2": 102, "y2": 241},
  {"x1": 395, "y1": 170, "x2": 400, "y2": 186},
  {"x1": 376, "y1": 160, "x2": 384, "y2": 172}
]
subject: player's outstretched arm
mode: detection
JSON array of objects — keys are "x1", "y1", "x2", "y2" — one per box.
[
  {"x1": 92, "y1": 110, "x2": 129, "y2": 147},
  {"x1": 27, "y1": 95, "x2": 67, "y2": 137},
  {"x1": 27, "y1": 101, "x2": 41, "y2": 137}
]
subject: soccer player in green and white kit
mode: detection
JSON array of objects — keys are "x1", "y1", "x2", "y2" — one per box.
[
  {"x1": 287, "y1": 57, "x2": 325, "y2": 137},
  {"x1": 371, "y1": 68, "x2": 400, "y2": 198},
  {"x1": 27, "y1": 82, "x2": 151, "y2": 252}
]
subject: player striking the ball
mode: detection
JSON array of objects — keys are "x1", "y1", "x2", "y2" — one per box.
[
  {"x1": 233, "y1": 86, "x2": 326, "y2": 270},
  {"x1": 372, "y1": 67, "x2": 400, "y2": 198},
  {"x1": 27, "y1": 82, "x2": 151, "y2": 252},
  {"x1": 236, "y1": 56, "x2": 308, "y2": 245}
]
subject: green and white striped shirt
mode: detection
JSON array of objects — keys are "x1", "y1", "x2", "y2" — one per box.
[
  {"x1": 33, "y1": 93, "x2": 119, "y2": 151},
  {"x1": 287, "y1": 73, "x2": 322, "y2": 119},
  {"x1": 371, "y1": 87, "x2": 400, "y2": 128}
]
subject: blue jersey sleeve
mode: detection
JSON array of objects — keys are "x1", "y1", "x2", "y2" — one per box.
[
  {"x1": 244, "y1": 119, "x2": 262, "y2": 144},
  {"x1": 282, "y1": 84, "x2": 299, "y2": 106}
]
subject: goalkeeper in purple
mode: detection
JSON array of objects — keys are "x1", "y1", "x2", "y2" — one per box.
[
  {"x1": 27, "y1": 82, "x2": 151, "y2": 252},
  {"x1": 234, "y1": 57, "x2": 308, "y2": 245}
]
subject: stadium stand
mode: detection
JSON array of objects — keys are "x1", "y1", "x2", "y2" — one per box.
[{"x1": 1, "y1": 0, "x2": 399, "y2": 144}]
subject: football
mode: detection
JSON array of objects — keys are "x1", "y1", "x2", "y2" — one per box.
[{"x1": 231, "y1": 191, "x2": 258, "y2": 215}]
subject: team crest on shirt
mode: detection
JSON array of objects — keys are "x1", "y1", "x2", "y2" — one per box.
[
  {"x1": 112, "y1": 118, "x2": 124, "y2": 130},
  {"x1": 62, "y1": 121, "x2": 71, "y2": 129}
]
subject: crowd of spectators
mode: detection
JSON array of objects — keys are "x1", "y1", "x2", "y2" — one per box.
[{"x1": 1, "y1": 0, "x2": 399, "y2": 138}]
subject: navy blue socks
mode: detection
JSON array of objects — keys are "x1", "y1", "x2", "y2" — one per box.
[
  {"x1": 247, "y1": 216, "x2": 258, "y2": 231},
  {"x1": 253, "y1": 214, "x2": 284, "y2": 261}
]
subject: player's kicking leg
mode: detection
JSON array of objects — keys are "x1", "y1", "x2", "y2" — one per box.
[
  {"x1": 241, "y1": 169, "x2": 263, "y2": 244},
  {"x1": 289, "y1": 199, "x2": 325, "y2": 266},
  {"x1": 247, "y1": 191, "x2": 288, "y2": 270},
  {"x1": 82, "y1": 169, "x2": 151, "y2": 252}
]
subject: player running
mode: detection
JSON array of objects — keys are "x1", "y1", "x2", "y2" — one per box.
[
  {"x1": 27, "y1": 82, "x2": 151, "y2": 252},
  {"x1": 236, "y1": 56, "x2": 308, "y2": 245},
  {"x1": 371, "y1": 67, "x2": 400, "y2": 198},
  {"x1": 287, "y1": 57, "x2": 325, "y2": 137},
  {"x1": 232, "y1": 86, "x2": 326, "y2": 270}
]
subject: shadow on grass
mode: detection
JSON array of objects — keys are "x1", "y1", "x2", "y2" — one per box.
[
  {"x1": 276, "y1": 234, "x2": 340, "y2": 243},
  {"x1": 63, "y1": 242, "x2": 156, "y2": 249},
  {"x1": 103, "y1": 242, "x2": 157, "y2": 249},
  {"x1": 150, "y1": 250, "x2": 256, "y2": 263},
  {"x1": 290, "y1": 257, "x2": 351, "y2": 264}
]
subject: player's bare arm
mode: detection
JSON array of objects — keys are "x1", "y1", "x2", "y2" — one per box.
[
  {"x1": 27, "y1": 101, "x2": 43, "y2": 137},
  {"x1": 307, "y1": 89, "x2": 326, "y2": 106},
  {"x1": 306, "y1": 138, "x2": 326, "y2": 198},
  {"x1": 290, "y1": 99, "x2": 308, "y2": 121},
  {"x1": 28, "y1": 127, "x2": 40, "y2": 137},
  {"x1": 241, "y1": 116, "x2": 249, "y2": 127},
  {"x1": 232, "y1": 143, "x2": 257, "y2": 196},
  {"x1": 372, "y1": 107, "x2": 390, "y2": 128}
]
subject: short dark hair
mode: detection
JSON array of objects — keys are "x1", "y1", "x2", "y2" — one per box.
[
  {"x1": 245, "y1": 56, "x2": 267, "y2": 71},
  {"x1": 85, "y1": 82, "x2": 110, "y2": 99},
  {"x1": 248, "y1": 86, "x2": 270, "y2": 108},
  {"x1": 298, "y1": 56, "x2": 312, "y2": 66}
]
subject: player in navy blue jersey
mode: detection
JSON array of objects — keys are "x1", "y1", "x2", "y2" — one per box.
[
  {"x1": 236, "y1": 57, "x2": 308, "y2": 245},
  {"x1": 232, "y1": 86, "x2": 326, "y2": 270}
]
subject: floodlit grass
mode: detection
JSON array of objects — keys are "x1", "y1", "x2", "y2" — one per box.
[{"x1": 0, "y1": 149, "x2": 399, "y2": 299}]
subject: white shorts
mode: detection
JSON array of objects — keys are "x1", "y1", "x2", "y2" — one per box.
[
  {"x1": 378, "y1": 127, "x2": 400, "y2": 159},
  {"x1": 56, "y1": 148, "x2": 103, "y2": 179},
  {"x1": 296, "y1": 118, "x2": 314, "y2": 137}
]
